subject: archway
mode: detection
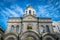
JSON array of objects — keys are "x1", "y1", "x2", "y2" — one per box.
[
  {"x1": 6, "y1": 37, "x2": 15, "y2": 40},
  {"x1": 19, "y1": 31, "x2": 41, "y2": 40},
  {"x1": 4, "y1": 33, "x2": 17, "y2": 40}
]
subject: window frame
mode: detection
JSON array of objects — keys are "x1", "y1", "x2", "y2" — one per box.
[
  {"x1": 29, "y1": 10, "x2": 31, "y2": 14},
  {"x1": 11, "y1": 25, "x2": 14, "y2": 32},
  {"x1": 16, "y1": 25, "x2": 19, "y2": 33}
]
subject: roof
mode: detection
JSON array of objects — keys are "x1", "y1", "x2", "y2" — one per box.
[
  {"x1": 39, "y1": 17, "x2": 51, "y2": 19},
  {"x1": 26, "y1": 6, "x2": 34, "y2": 9},
  {"x1": 23, "y1": 15, "x2": 38, "y2": 19},
  {"x1": 8, "y1": 16, "x2": 51, "y2": 20},
  {"x1": 8, "y1": 17, "x2": 23, "y2": 19}
]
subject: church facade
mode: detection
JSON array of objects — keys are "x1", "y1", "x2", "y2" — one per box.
[
  {"x1": 6, "y1": 6, "x2": 53, "y2": 34},
  {"x1": 0, "y1": 6, "x2": 58, "y2": 40}
]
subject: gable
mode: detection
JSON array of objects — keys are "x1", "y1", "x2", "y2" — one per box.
[{"x1": 23, "y1": 15, "x2": 38, "y2": 21}]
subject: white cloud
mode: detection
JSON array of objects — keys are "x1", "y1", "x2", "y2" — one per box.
[
  {"x1": 0, "y1": 7, "x2": 8, "y2": 17},
  {"x1": 15, "y1": 6, "x2": 24, "y2": 14},
  {"x1": 38, "y1": 6, "x2": 46, "y2": 13},
  {"x1": 37, "y1": 5, "x2": 50, "y2": 17},
  {"x1": 5, "y1": 8, "x2": 20, "y2": 17},
  {"x1": 2, "y1": 10, "x2": 10, "y2": 17},
  {"x1": 0, "y1": 12, "x2": 6, "y2": 18},
  {"x1": 10, "y1": 4, "x2": 24, "y2": 14}
]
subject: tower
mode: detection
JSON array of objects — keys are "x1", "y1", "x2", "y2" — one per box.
[
  {"x1": 22, "y1": 6, "x2": 38, "y2": 33},
  {"x1": 24, "y1": 6, "x2": 36, "y2": 16}
]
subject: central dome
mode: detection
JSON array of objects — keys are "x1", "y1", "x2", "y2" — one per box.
[{"x1": 26, "y1": 6, "x2": 34, "y2": 9}]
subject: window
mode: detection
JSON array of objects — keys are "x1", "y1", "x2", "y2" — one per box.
[
  {"x1": 40, "y1": 25, "x2": 45, "y2": 33},
  {"x1": 27, "y1": 24, "x2": 32, "y2": 30},
  {"x1": 16, "y1": 25, "x2": 19, "y2": 33},
  {"x1": 33, "y1": 11, "x2": 34, "y2": 14},
  {"x1": 41, "y1": 25, "x2": 45, "y2": 28},
  {"x1": 11, "y1": 25, "x2": 14, "y2": 32},
  {"x1": 46, "y1": 25, "x2": 50, "y2": 32},
  {"x1": 29, "y1": 10, "x2": 31, "y2": 14},
  {"x1": 26, "y1": 11, "x2": 27, "y2": 14},
  {"x1": 57, "y1": 26, "x2": 60, "y2": 32}
]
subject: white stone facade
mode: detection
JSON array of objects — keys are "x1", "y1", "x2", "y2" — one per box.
[
  {"x1": 52, "y1": 21, "x2": 60, "y2": 33},
  {"x1": 5, "y1": 6, "x2": 53, "y2": 34}
]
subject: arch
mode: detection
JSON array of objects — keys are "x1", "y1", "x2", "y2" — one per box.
[
  {"x1": 42, "y1": 35, "x2": 56, "y2": 40},
  {"x1": 42, "y1": 33, "x2": 57, "y2": 40},
  {"x1": 19, "y1": 31, "x2": 41, "y2": 40},
  {"x1": 4, "y1": 33, "x2": 17, "y2": 40}
]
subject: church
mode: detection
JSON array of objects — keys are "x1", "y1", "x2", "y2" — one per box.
[{"x1": 0, "y1": 6, "x2": 59, "y2": 40}]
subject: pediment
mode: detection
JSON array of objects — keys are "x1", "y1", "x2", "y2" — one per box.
[{"x1": 23, "y1": 15, "x2": 38, "y2": 21}]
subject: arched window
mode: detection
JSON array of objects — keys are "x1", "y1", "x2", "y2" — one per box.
[
  {"x1": 11, "y1": 25, "x2": 14, "y2": 32},
  {"x1": 16, "y1": 25, "x2": 19, "y2": 33},
  {"x1": 46, "y1": 25, "x2": 50, "y2": 32},
  {"x1": 33, "y1": 11, "x2": 34, "y2": 14},
  {"x1": 40, "y1": 25, "x2": 45, "y2": 33},
  {"x1": 29, "y1": 10, "x2": 31, "y2": 14}
]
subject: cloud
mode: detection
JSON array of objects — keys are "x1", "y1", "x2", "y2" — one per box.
[
  {"x1": 10, "y1": 4, "x2": 24, "y2": 14},
  {"x1": 37, "y1": 5, "x2": 50, "y2": 17},
  {"x1": 38, "y1": 6, "x2": 47, "y2": 13},
  {"x1": 10, "y1": 4, "x2": 24, "y2": 17},
  {"x1": 0, "y1": 12, "x2": 6, "y2": 18},
  {"x1": 0, "y1": 4, "x2": 24, "y2": 17},
  {"x1": 2, "y1": 10, "x2": 11, "y2": 17},
  {"x1": 5, "y1": 8, "x2": 20, "y2": 17},
  {"x1": 48, "y1": 0, "x2": 54, "y2": 4},
  {"x1": 37, "y1": 3, "x2": 60, "y2": 19},
  {"x1": 0, "y1": 7, "x2": 7, "y2": 18}
]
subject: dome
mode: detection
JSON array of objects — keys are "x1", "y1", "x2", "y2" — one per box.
[{"x1": 26, "y1": 6, "x2": 34, "y2": 9}]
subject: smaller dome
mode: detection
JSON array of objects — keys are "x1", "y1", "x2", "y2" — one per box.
[{"x1": 26, "y1": 6, "x2": 34, "y2": 9}]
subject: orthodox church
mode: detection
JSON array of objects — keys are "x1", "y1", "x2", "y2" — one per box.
[{"x1": 0, "y1": 6, "x2": 58, "y2": 40}]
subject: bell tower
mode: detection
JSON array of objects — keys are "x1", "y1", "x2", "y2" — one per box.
[{"x1": 24, "y1": 6, "x2": 36, "y2": 16}]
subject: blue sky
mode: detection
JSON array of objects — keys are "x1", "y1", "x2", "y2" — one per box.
[{"x1": 0, "y1": 0, "x2": 60, "y2": 30}]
